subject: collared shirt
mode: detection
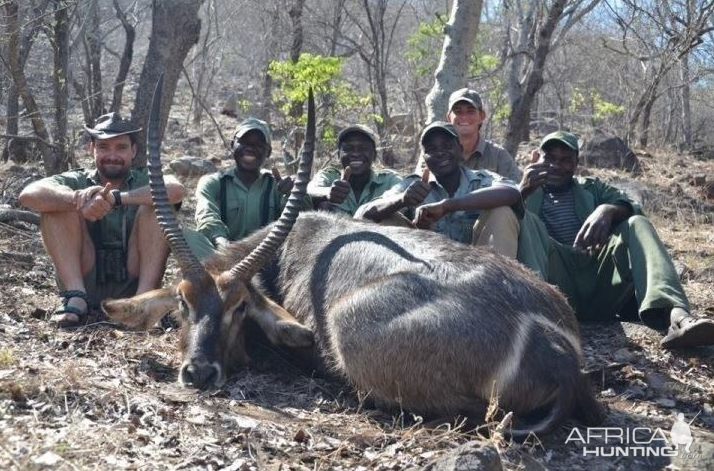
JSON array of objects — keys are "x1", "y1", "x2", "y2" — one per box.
[
  {"x1": 380, "y1": 166, "x2": 516, "y2": 243},
  {"x1": 195, "y1": 168, "x2": 288, "y2": 242},
  {"x1": 464, "y1": 138, "x2": 522, "y2": 182},
  {"x1": 524, "y1": 177, "x2": 643, "y2": 243},
  {"x1": 307, "y1": 167, "x2": 404, "y2": 216},
  {"x1": 415, "y1": 138, "x2": 522, "y2": 181},
  {"x1": 48, "y1": 167, "x2": 148, "y2": 248}
]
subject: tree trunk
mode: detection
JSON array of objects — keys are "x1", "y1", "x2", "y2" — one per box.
[
  {"x1": 2, "y1": 0, "x2": 47, "y2": 162},
  {"x1": 504, "y1": 0, "x2": 568, "y2": 156},
  {"x1": 288, "y1": 0, "x2": 306, "y2": 120},
  {"x1": 110, "y1": 0, "x2": 136, "y2": 113},
  {"x1": 680, "y1": 54, "x2": 692, "y2": 150},
  {"x1": 4, "y1": 1, "x2": 55, "y2": 174},
  {"x1": 52, "y1": 0, "x2": 71, "y2": 172},
  {"x1": 131, "y1": 0, "x2": 204, "y2": 167},
  {"x1": 86, "y1": 0, "x2": 103, "y2": 119},
  {"x1": 259, "y1": 5, "x2": 281, "y2": 125},
  {"x1": 424, "y1": 0, "x2": 483, "y2": 123}
]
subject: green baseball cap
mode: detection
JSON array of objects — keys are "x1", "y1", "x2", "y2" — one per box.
[
  {"x1": 337, "y1": 124, "x2": 377, "y2": 148},
  {"x1": 540, "y1": 131, "x2": 579, "y2": 152},
  {"x1": 83, "y1": 112, "x2": 141, "y2": 140},
  {"x1": 232, "y1": 117, "x2": 271, "y2": 150},
  {"x1": 420, "y1": 121, "x2": 459, "y2": 145},
  {"x1": 448, "y1": 88, "x2": 483, "y2": 111}
]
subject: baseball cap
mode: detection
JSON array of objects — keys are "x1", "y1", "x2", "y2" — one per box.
[
  {"x1": 83, "y1": 112, "x2": 141, "y2": 140},
  {"x1": 420, "y1": 121, "x2": 460, "y2": 145},
  {"x1": 337, "y1": 124, "x2": 377, "y2": 148},
  {"x1": 232, "y1": 117, "x2": 271, "y2": 149},
  {"x1": 448, "y1": 88, "x2": 483, "y2": 111},
  {"x1": 540, "y1": 131, "x2": 579, "y2": 152}
]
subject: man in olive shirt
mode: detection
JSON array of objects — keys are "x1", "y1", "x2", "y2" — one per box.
[
  {"x1": 307, "y1": 125, "x2": 403, "y2": 216},
  {"x1": 359, "y1": 122, "x2": 521, "y2": 257},
  {"x1": 187, "y1": 118, "x2": 296, "y2": 259},
  {"x1": 520, "y1": 130, "x2": 714, "y2": 349},
  {"x1": 19, "y1": 113, "x2": 185, "y2": 327},
  {"x1": 415, "y1": 88, "x2": 521, "y2": 181}
]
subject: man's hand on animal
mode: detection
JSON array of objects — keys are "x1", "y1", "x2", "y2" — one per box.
[
  {"x1": 79, "y1": 183, "x2": 114, "y2": 222},
  {"x1": 573, "y1": 205, "x2": 615, "y2": 254},
  {"x1": 328, "y1": 168, "x2": 352, "y2": 204},
  {"x1": 519, "y1": 150, "x2": 549, "y2": 198},
  {"x1": 413, "y1": 201, "x2": 445, "y2": 229},
  {"x1": 272, "y1": 167, "x2": 294, "y2": 196}
]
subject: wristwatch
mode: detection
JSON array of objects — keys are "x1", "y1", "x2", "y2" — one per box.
[{"x1": 111, "y1": 189, "x2": 122, "y2": 207}]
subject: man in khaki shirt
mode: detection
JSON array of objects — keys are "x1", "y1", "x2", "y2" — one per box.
[{"x1": 416, "y1": 88, "x2": 521, "y2": 182}]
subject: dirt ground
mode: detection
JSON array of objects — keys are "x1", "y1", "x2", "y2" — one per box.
[{"x1": 1, "y1": 131, "x2": 713, "y2": 470}]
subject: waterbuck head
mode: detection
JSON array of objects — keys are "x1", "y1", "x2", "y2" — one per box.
[{"x1": 103, "y1": 77, "x2": 315, "y2": 389}]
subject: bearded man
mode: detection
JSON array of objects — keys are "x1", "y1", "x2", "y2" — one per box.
[{"x1": 19, "y1": 113, "x2": 185, "y2": 327}]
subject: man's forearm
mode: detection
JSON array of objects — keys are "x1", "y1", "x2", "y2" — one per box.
[
  {"x1": 358, "y1": 194, "x2": 406, "y2": 222},
  {"x1": 601, "y1": 203, "x2": 633, "y2": 224},
  {"x1": 307, "y1": 185, "x2": 330, "y2": 205},
  {"x1": 443, "y1": 187, "x2": 520, "y2": 213},
  {"x1": 19, "y1": 182, "x2": 78, "y2": 213},
  {"x1": 120, "y1": 180, "x2": 184, "y2": 206}
]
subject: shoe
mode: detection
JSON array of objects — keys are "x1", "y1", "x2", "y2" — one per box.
[{"x1": 660, "y1": 316, "x2": 714, "y2": 349}]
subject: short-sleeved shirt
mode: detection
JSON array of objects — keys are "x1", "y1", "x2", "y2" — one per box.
[
  {"x1": 380, "y1": 166, "x2": 516, "y2": 243},
  {"x1": 195, "y1": 168, "x2": 291, "y2": 242},
  {"x1": 415, "y1": 138, "x2": 522, "y2": 181},
  {"x1": 48, "y1": 167, "x2": 149, "y2": 248},
  {"x1": 525, "y1": 176, "x2": 643, "y2": 245},
  {"x1": 464, "y1": 138, "x2": 522, "y2": 182},
  {"x1": 307, "y1": 167, "x2": 404, "y2": 216}
]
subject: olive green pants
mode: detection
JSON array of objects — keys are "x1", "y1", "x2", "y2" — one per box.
[{"x1": 519, "y1": 214, "x2": 689, "y2": 325}]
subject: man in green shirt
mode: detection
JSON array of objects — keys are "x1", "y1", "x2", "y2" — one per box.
[
  {"x1": 19, "y1": 113, "x2": 185, "y2": 327},
  {"x1": 307, "y1": 125, "x2": 403, "y2": 216},
  {"x1": 520, "y1": 130, "x2": 714, "y2": 349},
  {"x1": 358, "y1": 122, "x2": 521, "y2": 257},
  {"x1": 415, "y1": 88, "x2": 521, "y2": 181},
  {"x1": 186, "y1": 118, "x2": 295, "y2": 259}
]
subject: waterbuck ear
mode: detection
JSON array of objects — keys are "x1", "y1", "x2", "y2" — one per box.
[
  {"x1": 102, "y1": 288, "x2": 176, "y2": 330},
  {"x1": 246, "y1": 290, "x2": 313, "y2": 348}
]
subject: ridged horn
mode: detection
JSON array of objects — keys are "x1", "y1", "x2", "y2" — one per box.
[
  {"x1": 147, "y1": 74, "x2": 205, "y2": 278},
  {"x1": 228, "y1": 88, "x2": 315, "y2": 281}
]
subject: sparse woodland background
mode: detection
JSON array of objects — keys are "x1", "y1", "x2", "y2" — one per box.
[{"x1": 2, "y1": 0, "x2": 714, "y2": 176}]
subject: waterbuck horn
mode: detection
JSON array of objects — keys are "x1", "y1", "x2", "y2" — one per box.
[
  {"x1": 228, "y1": 88, "x2": 315, "y2": 281},
  {"x1": 147, "y1": 74, "x2": 205, "y2": 278}
]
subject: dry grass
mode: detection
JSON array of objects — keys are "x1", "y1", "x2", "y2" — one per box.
[{"x1": 1, "y1": 135, "x2": 713, "y2": 469}]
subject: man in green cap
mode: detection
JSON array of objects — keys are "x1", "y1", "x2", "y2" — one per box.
[
  {"x1": 520, "y1": 130, "x2": 714, "y2": 349},
  {"x1": 307, "y1": 124, "x2": 403, "y2": 216},
  {"x1": 19, "y1": 112, "x2": 185, "y2": 327},
  {"x1": 358, "y1": 121, "x2": 521, "y2": 257},
  {"x1": 187, "y1": 117, "x2": 298, "y2": 259},
  {"x1": 415, "y1": 88, "x2": 521, "y2": 181}
]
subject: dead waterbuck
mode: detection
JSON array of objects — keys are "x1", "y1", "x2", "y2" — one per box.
[{"x1": 103, "y1": 78, "x2": 603, "y2": 436}]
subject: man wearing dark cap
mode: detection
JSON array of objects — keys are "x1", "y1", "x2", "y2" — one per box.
[
  {"x1": 415, "y1": 88, "x2": 521, "y2": 182},
  {"x1": 358, "y1": 122, "x2": 521, "y2": 256},
  {"x1": 520, "y1": 130, "x2": 714, "y2": 349},
  {"x1": 307, "y1": 124, "x2": 403, "y2": 216},
  {"x1": 19, "y1": 112, "x2": 185, "y2": 327},
  {"x1": 186, "y1": 117, "x2": 297, "y2": 259}
]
